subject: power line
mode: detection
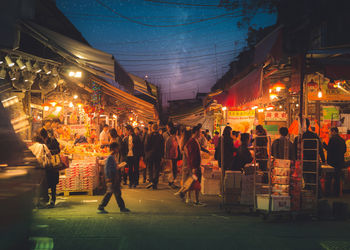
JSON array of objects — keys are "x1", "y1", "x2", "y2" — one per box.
[
  {"x1": 114, "y1": 50, "x2": 236, "y2": 62},
  {"x1": 142, "y1": 0, "x2": 225, "y2": 8},
  {"x1": 95, "y1": 0, "x2": 243, "y2": 28}
]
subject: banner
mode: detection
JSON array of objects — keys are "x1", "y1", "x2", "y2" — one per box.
[
  {"x1": 227, "y1": 110, "x2": 255, "y2": 133},
  {"x1": 265, "y1": 111, "x2": 287, "y2": 121},
  {"x1": 323, "y1": 106, "x2": 339, "y2": 121}
]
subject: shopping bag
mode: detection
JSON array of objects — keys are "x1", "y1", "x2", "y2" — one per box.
[{"x1": 183, "y1": 176, "x2": 195, "y2": 191}]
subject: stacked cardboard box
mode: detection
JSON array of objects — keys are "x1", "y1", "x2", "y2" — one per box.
[
  {"x1": 57, "y1": 159, "x2": 98, "y2": 192},
  {"x1": 257, "y1": 194, "x2": 291, "y2": 211},
  {"x1": 223, "y1": 171, "x2": 241, "y2": 204},
  {"x1": 201, "y1": 165, "x2": 221, "y2": 195}
]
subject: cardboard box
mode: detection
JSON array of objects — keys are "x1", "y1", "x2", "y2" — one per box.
[
  {"x1": 201, "y1": 177, "x2": 221, "y2": 195},
  {"x1": 257, "y1": 194, "x2": 291, "y2": 211}
]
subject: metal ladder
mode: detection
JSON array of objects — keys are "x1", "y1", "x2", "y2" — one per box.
[
  {"x1": 301, "y1": 138, "x2": 320, "y2": 211},
  {"x1": 253, "y1": 135, "x2": 272, "y2": 212}
]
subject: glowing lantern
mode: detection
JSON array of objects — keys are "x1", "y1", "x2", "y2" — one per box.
[
  {"x1": 49, "y1": 101, "x2": 57, "y2": 107},
  {"x1": 307, "y1": 79, "x2": 318, "y2": 88},
  {"x1": 269, "y1": 93, "x2": 278, "y2": 100},
  {"x1": 266, "y1": 105, "x2": 274, "y2": 111},
  {"x1": 272, "y1": 82, "x2": 286, "y2": 92}
]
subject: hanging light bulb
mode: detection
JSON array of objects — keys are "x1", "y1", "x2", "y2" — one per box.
[
  {"x1": 5, "y1": 56, "x2": 14, "y2": 67},
  {"x1": 25, "y1": 60, "x2": 32, "y2": 71},
  {"x1": 33, "y1": 61, "x2": 42, "y2": 73},
  {"x1": 221, "y1": 106, "x2": 227, "y2": 111},
  {"x1": 16, "y1": 57, "x2": 26, "y2": 70},
  {"x1": 52, "y1": 67, "x2": 58, "y2": 76},
  {"x1": 317, "y1": 89, "x2": 323, "y2": 98},
  {"x1": 69, "y1": 102, "x2": 74, "y2": 108},
  {"x1": 43, "y1": 64, "x2": 51, "y2": 75},
  {"x1": 73, "y1": 95, "x2": 78, "y2": 99},
  {"x1": 251, "y1": 105, "x2": 258, "y2": 110}
]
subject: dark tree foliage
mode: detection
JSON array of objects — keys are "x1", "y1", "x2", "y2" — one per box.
[{"x1": 218, "y1": 0, "x2": 278, "y2": 27}]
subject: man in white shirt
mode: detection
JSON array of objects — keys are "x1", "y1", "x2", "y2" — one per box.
[{"x1": 100, "y1": 124, "x2": 110, "y2": 147}]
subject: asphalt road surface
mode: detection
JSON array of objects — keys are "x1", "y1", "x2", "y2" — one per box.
[{"x1": 30, "y1": 183, "x2": 350, "y2": 250}]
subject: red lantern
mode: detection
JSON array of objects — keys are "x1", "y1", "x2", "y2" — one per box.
[{"x1": 307, "y1": 79, "x2": 318, "y2": 88}]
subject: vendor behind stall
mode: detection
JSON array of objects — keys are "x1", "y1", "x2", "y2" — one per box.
[
  {"x1": 100, "y1": 124, "x2": 110, "y2": 147},
  {"x1": 323, "y1": 127, "x2": 347, "y2": 196}
]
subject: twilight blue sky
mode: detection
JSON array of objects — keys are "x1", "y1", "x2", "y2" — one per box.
[{"x1": 56, "y1": 0, "x2": 276, "y2": 102}]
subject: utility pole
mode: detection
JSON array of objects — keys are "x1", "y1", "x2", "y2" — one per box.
[{"x1": 214, "y1": 44, "x2": 218, "y2": 80}]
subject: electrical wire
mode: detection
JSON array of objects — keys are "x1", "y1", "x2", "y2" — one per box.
[
  {"x1": 142, "y1": 0, "x2": 226, "y2": 8},
  {"x1": 95, "y1": 0, "x2": 243, "y2": 27}
]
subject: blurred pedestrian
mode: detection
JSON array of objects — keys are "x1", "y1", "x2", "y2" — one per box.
[
  {"x1": 186, "y1": 125, "x2": 205, "y2": 206},
  {"x1": 205, "y1": 129, "x2": 211, "y2": 141},
  {"x1": 165, "y1": 127, "x2": 180, "y2": 189},
  {"x1": 145, "y1": 124, "x2": 164, "y2": 190},
  {"x1": 97, "y1": 142, "x2": 130, "y2": 214},
  {"x1": 212, "y1": 131, "x2": 220, "y2": 148}
]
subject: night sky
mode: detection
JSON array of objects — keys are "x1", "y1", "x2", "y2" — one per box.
[{"x1": 56, "y1": 0, "x2": 276, "y2": 102}]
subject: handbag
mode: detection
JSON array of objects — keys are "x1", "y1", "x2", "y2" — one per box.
[
  {"x1": 41, "y1": 145, "x2": 52, "y2": 168},
  {"x1": 51, "y1": 154, "x2": 61, "y2": 168}
]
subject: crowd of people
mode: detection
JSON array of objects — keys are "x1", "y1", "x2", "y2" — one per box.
[{"x1": 29, "y1": 117, "x2": 347, "y2": 213}]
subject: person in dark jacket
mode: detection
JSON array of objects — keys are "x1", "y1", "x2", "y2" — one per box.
[
  {"x1": 216, "y1": 126, "x2": 237, "y2": 170},
  {"x1": 323, "y1": 127, "x2": 347, "y2": 196},
  {"x1": 122, "y1": 125, "x2": 142, "y2": 188},
  {"x1": 294, "y1": 118, "x2": 326, "y2": 193},
  {"x1": 97, "y1": 142, "x2": 130, "y2": 214},
  {"x1": 233, "y1": 133, "x2": 253, "y2": 170},
  {"x1": 271, "y1": 127, "x2": 295, "y2": 160},
  {"x1": 141, "y1": 127, "x2": 149, "y2": 183},
  {"x1": 40, "y1": 128, "x2": 60, "y2": 208},
  {"x1": 145, "y1": 124, "x2": 164, "y2": 190}
]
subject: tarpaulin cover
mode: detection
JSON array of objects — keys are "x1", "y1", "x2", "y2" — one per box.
[
  {"x1": 253, "y1": 26, "x2": 283, "y2": 65},
  {"x1": 214, "y1": 67, "x2": 262, "y2": 107},
  {"x1": 21, "y1": 20, "x2": 134, "y2": 92}
]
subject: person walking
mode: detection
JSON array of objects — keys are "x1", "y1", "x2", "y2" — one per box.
[
  {"x1": 186, "y1": 125, "x2": 205, "y2": 206},
  {"x1": 174, "y1": 129, "x2": 193, "y2": 203},
  {"x1": 323, "y1": 127, "x2": 347, "y2": 196},
  {"x1": 97, "y1": 142, "x2": 130, "y2": 213},
  {"x1": 145, "y1": 123, "x2": 164, "y2": 190},
  {"x1": 141, "y1": 127, "x2": 149, "y2": 183},
  {"x1": 271, "y1": 127, "x2": 294, "y2": 160},
  {"x1": 122, "y1": 125, "x2": 142, "y2": 188},
  {"x1": 212, "y1": 131, "x2": 220, "y2": 148},
  {"x1": 165, "y1": 127, "x2": 179, "y2": 189}
]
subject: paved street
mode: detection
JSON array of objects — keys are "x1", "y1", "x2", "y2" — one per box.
[{"x1": 30, "y1": 183, "x2": 350, "y2": 250}]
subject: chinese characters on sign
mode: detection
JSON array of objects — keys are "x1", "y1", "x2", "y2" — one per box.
[{"x1": 265, "y1": 111, "x2": 287, "y2": 121}]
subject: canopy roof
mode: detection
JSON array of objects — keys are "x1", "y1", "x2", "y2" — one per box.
[
  {"x1": 91, "y1": 76, "x2": 158, "y2": 122},
  {"x1": 20, "y1": 20, "x2": 134, "y2": 92},
  {"x1": 214, "y1": 67, "x2": 262, "y2": 107}
]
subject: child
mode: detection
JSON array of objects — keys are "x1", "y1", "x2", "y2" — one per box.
[{"x1": 98, "y1": 142, "x2": 130, "y2": 213}]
